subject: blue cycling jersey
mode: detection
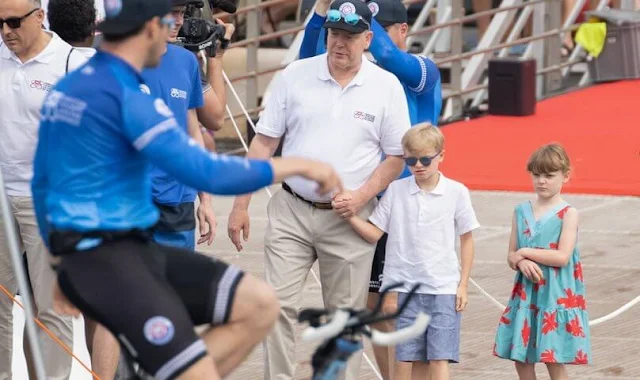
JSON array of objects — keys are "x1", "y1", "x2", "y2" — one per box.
[
  {"x1": 32, "y1": 51, "x2": 274, "y2": 246},
  {"x1": 299, "y1": 14, "x2": 443, "y2": 181},
  {"x1": 141, "y1": 44, "x2": 203, "y2": 206}
]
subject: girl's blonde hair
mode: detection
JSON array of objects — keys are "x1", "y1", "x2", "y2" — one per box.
[
  {"x1": 402, "y1": 123, "x2": 444, "y2": 154},
  {"x1": 526, "y1": 143, "x2": 571, "y2": 175}
]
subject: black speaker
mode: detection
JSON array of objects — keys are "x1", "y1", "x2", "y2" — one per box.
[{"x1": 488, "y1": 58, "x2": 536, "y2": 116}]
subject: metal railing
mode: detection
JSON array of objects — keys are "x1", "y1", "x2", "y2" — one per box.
[{"x1": 217, "y1": 0, "x2": 636, "y2": 127}]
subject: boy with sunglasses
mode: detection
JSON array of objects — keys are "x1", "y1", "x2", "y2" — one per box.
[{"x1": 347, "y1": 123, "x2": 480, "y2": 380}]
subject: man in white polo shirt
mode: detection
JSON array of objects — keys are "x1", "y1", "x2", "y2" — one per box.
[
  {"x1": 227, "y1": 1, "x2": 410, "y2": 378},
  {"x1": 0, "y1": 0, "x2": 88, "y2": 378}
]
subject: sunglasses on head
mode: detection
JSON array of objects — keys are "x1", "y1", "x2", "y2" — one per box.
[
  {"x1": 404, "y1": 152, "x2": 441, "y2": 167},
  {"x1": 0, "y1": 8, "x2": 38, "y2": 29},
  {"x1": 160, "y1": 15, "x2": 176, "y2": 29},
  {"x1": 327, "y1": 9, "x2": 370, "y2": 29}
]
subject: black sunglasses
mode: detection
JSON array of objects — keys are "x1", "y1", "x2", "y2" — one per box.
[
  {"x1": 0, "y1": 8, "x2": 39, "y2": 29},
  {"x1": 404, "y1": 152, "x2": 441, "y2": 167}
]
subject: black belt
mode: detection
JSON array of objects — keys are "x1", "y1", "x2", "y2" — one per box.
[
  {"x1": 282, "y1": 183, "x2": 333, "y2": 210},
  {"x1": 49, "y1": 228, "x2": 153, "y2": 256}
]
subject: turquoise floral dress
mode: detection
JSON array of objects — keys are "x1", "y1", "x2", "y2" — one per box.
[{"x1": 493, "y1": 201, "x2": 592, "y2": 364}]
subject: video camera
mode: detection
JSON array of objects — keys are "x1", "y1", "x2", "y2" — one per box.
[{"x1": 177, "y1": 0, "x2": 235, "y2": 57}]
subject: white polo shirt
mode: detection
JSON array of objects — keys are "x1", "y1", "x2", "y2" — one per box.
[
  {"x1": 0, "y1": 32, "x2": 88, "y2": 196},
  {"x1": 369, "y1": 174, "x2": 481, "y2": 295},
  {"x1": 256, "y1": 53, "x2": 411, "y2": 202}
]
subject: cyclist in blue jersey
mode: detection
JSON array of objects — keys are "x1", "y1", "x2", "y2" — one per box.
[
  {"x1": 32, "y1": 0, "x2": 342, "y2": 379},
  {"x1": 299, "y1": 1, "x2": 443, "y2": 377}
]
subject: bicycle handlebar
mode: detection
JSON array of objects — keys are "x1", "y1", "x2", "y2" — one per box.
[
  {"x1": 301, "y1": 309, "x2": 351, "y2": 342},
  {"x1": 370, "y1": 312, "x2": 430, "y2": 346},
  {"x1": 299, "y1": 282, "x2": 429, "y2": 346}
]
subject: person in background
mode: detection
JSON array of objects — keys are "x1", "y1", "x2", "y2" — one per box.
[
  {"x1": 0, "y1": 0, "x2": 88, "y2": 378},
  {"x1": 47, "y1": 0, "x2": 96, "y2": 58}
]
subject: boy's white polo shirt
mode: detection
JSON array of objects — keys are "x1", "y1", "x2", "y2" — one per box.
[
  {"x1": 0, "y1": 32, "x2": 88, "y2": 196},
  {"x1": 369, "y1": 173, "x2": 481, "y2": 295},
  {"x1": 256, "y1": 53, "x2": 411, "y2": 203}
]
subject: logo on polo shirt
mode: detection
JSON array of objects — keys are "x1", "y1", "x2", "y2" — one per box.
[
  {"x1": 30, "y1": 80, "x2": 53, "y2": 92},
  {"x1": 170, "y1": 88, "x2": 187, "y2": 99},
  {"x1": 354, "y1": 110, "x2": 375, "y2": 123}
]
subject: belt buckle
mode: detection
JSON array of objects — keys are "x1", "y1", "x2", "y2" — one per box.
[{"x1": 312, "y1": 201, "x2": 332, "y2": 210}]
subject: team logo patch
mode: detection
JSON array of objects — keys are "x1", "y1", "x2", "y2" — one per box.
[
  {"x1": 338, "y1": 2, "x2": 356, "y2": 15},
  {"x1": 30, "y1": 79, "x2": 53, "y2": 92},
  {"x1": 143, "y1": 316, "x2": 175, "y2": 346},
  {"x1": 139, "y1": 84, "x2": 151, "y2": 95},
  {"x1": 353, "y1": 110, "x2": 375, "y2": 123},
  {"x1": 368, "y1": 2, "x2": 379, "y2": 16},
  {"x1": 154, "y1": 98, "x2": 174, "y2": 117},
  {"x1": 104, "y1": 0, "x2": 122, "y2": 18}
]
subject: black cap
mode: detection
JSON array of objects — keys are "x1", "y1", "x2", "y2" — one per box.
[
  {"x1": 323, "y1": 0, "x2": 372, "y2": 34},
  {"x1": 366, "y1": 0, "x2": 408, "y2": 27},
  {"x1": 97, "y1": 0, "x2": 172, "y2": 36}
]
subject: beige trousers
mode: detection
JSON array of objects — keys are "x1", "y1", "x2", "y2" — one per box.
[
  {"x1": 0, "y1": 196, "x2": 73, "y2": 380},
  {"x1": 263, "y1": 189, "x2": 376, "y2": 380}
]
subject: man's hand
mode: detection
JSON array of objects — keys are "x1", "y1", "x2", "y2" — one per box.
[
  {"x1": 315, "y1": 0, "x2": 333, "y2": 15},
  {"x1": 227, "y1": 208, "x2": 250, "y2": 252},
  {"x1": 197, "y1": 195, "x2": 217, "y2": 245},
  {"x1": 517, "y1": 259, "x2": 544, "y2": 283},
  {"x1": 53, "y1": 281, "x2": 80, "y2": 318},
  {"x1": 331, "y1": 190, "x2": 366, "y2": 219},
  {"x1": 213, "y1": 18, "x2": 235, "y2": 58},
  {"x1": 456, "y1": 284, "x2": 468, "y2": 312}
]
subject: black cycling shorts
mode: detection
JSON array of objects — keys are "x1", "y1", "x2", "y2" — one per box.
[
  {"x1": 52, "y1": 231, "x2": 244, "y2": 380},
  {"x1": 369, "y1": 233, "x2": 388, "y2": 293}
]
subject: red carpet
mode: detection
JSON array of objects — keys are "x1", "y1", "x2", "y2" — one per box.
[{"x1": 440, "y1": 80, "x2": 640, "y2": 196}]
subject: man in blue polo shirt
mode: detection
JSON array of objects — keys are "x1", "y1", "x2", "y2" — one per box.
[
  {"x1": 143, "y1": 0, "x2": 235, "y2": 251},
  {"x1": 300, "y1": 0, "x2": 443, "y2": 377}
]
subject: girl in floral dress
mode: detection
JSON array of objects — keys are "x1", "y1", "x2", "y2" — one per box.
[{"x1": 493, "y1": 143, "x2": 592, "y2": 380}]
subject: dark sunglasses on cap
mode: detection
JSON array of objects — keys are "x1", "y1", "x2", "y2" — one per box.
[
  {"x1": 0, "y1": 8, "x2": 38, "y2": 29},
  {"x1": 327, "y1": 9, "x2": 371, "y2": 29},
  {"x1": 404, "y1": 152, "x2": 441, "y2": 167}
]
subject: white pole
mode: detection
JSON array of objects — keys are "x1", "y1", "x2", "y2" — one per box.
[{"x1": 0, "y1": 171, "x2": 47, "y2": 379}]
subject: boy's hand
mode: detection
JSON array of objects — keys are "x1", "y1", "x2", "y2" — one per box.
[
  {"x1": 517, "y1": 259, "x2": 544, "y2": 283},
  {"x1": 456, "y1": 285, "x2": 468, "y2": 312},
  {"x1": 332, "y1": 190, "x2": 366, "y2": 219}
]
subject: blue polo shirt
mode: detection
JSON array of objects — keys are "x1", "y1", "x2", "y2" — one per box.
[
  {"x1": 141, "y1": 44, "x2": 204, "y2": 206},
  {"x1": 32, "y1": 51, "x2": 274, "y2": 247}
]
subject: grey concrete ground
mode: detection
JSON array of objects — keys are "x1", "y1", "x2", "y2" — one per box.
[{"x1": 195, "y1": 187, "x2": 640, "y2": 380}]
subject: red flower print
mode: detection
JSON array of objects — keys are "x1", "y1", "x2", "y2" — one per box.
[
  {"x1": 574, "y1": 262, "x2": 583, "y2": 282},
  {"x1": 541, "y1": 349, "x2": 557, "y2": 363},
  {"x1": 565, "y1": 316, "x2": 586, "y2": 337},
  {"x1": 533, "y1": 278, "x2": 546, "y2": 292},
  {"x1": 529, "y1": 304, "x2": 540, "y2": 317},
  {"x1": 512, "y1": 283, "x2": 527, "y2": 301},
  {"x1": 549, "y1": 242, "x2": 558, "y2": 249},
  {"x1": 523, "y1": 227, "x2": 531, "y2": 237},
  {"x1": 557, "y1": 289, "x2": 586, "y2": 310},
  {"x1": 500, "y1": 307, "x2": 511, "y2": 325},
  {"x1": 572, "y1": 350, "x2": 589, "y2": 364},
  {"x1": 556, "y1": 206, "x2": 569, "y2": 220},
  {"x1": 542, "y1": 311, "x2": 558, "y2": 335},
  {"x1": 521, "y1": 318, "x2": 531, "y2": 347}
]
